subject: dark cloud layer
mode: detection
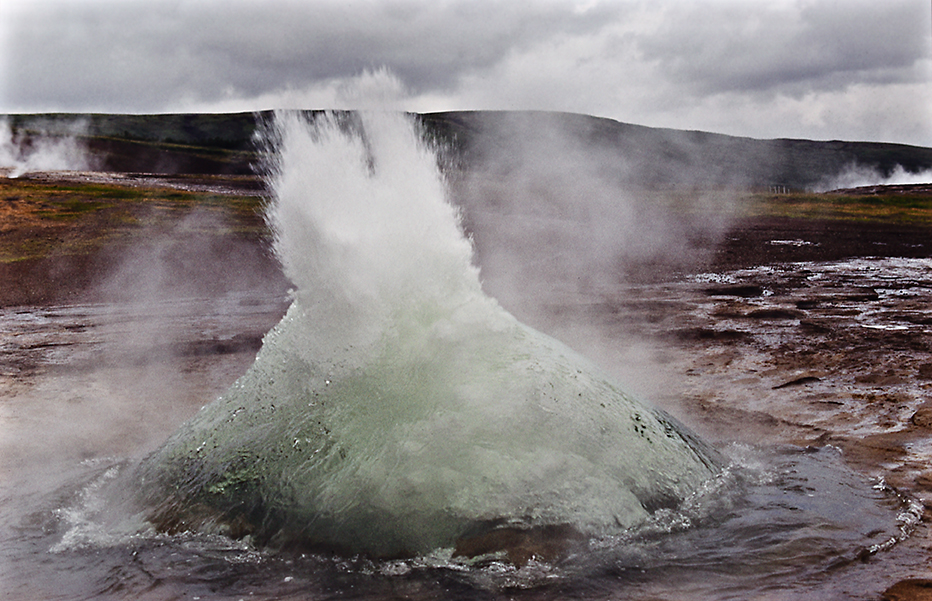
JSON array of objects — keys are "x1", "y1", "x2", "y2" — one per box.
[
  {"x1": 2, "y1": 0, "x2": 930, "y2": 145},
  {"x1": 4, "y1": 1, "x2": 616, "y2": 107},
  {"x1": 637, "y1": 2, "x2": 928, "y2": 95}
]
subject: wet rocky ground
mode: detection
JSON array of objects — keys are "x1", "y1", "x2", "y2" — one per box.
[
  {"x1": 2, "y1": 173, "x2": 932, "y2": 598},
  {"x1": 574, "y1": 220, "x2": 932, "y2": 600},
  {"x1": 485, "y1": 212, "x2": 932, "y2": 599}
]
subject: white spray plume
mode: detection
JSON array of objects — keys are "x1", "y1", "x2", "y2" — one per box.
[
  {"x1": 131, "y1": 110, "x2": 722, "y2": 557},
  {"x1": 335, "y1": 67, "x2": 410, "y2": 110},
  {"x1": 264, "y1": 110, "x2": 480, "y2": 364}
]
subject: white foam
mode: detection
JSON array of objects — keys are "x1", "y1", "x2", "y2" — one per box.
[{"x1": 134, "y1": 111, "x2": 722, "y2": 557}]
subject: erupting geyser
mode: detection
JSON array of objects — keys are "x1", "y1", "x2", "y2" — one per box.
[{"x1": 132, "y1": 111, "x2": 722, "y2": 558}]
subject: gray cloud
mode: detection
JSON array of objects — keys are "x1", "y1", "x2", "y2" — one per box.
[
  {"x1": 635, "y1": 1, "x2": 928, "y2": 96},
  {"x1": 3, "y1": 0, "x2": 617, "y2": 109},
  {"x1": 1, "y1": 0, "x2": 930, "y2": 145}
]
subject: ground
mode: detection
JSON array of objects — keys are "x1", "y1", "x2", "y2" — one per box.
[{"x1": 2, "y1": 172, "x2": 932, "y2": 598}]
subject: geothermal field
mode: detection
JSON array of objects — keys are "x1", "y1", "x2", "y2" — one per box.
[{"x1": 2, "y1": 111, "x2": 932, "y2": 600}]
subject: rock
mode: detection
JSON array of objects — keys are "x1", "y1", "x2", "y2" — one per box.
[
  {"x1": 452, "y1": 524, "x2": 586, "y2": 565},
  {"x1": 913, "y1": 471, "x2": 932, "y2": 490},
  {"x1": 703, "y1": 284, "x2": 764, "y2": 298},
  {"x1": 910, "y1": 404, "x2": 932, "y2": 429},
  {"x1": 671, "y1": 327, "x2": 749, "y2": 341},
  {"x1": 855, "y1": 372, "x2": 905, "y2": 386},
  {"x1": 883, "y1": 579, "x2": 932, "y2": 601},
  {"x1": 772, "y1": 375, "x2": 821, "y2": 389},
  {"x1": 799, "y1": 318, "x2": 832, "y2": 333},
  {"x1": 745, "y1": 308, "x2": 804, "y2": 319},
  {"x1": 795, "y1": 299, "x2": 821, "y2": 309}
]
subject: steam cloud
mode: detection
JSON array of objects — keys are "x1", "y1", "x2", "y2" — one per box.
[
  {"x1": 444, "y1": 112, "x2": 740, "y2": 402},
  {"x1": 815, "y1": 164, "x2": 932, "y2": 192},
  {"x1": 0, "y1": 117, "x2": 95, "y2": 177},
  {"x1": 451, "y1": 112, "x2": 737, "y2": 328}
]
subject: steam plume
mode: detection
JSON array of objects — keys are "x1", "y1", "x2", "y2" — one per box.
[{"x1": 0, "y1": 117, "x2": 95, "y2": 177}]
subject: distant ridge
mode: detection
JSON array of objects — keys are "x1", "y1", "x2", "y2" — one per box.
[
  {"x1": 4, "y1": 110, "x2": 932, "y2": 190},
  {"x1": 418, "y1": 111, "x2": 932, "y2": 191}
]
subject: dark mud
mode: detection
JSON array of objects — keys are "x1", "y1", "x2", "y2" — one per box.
[
  {"x1": 2, "y1": 173, "x2": 932, "y2": 598},
  {"x1": 710, "y1": 216, "x2": 932, "y2": 271}
]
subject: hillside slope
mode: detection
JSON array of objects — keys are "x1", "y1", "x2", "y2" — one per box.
[{"x1": 3, "y1": 110, "x2": 932, "y2": 189}]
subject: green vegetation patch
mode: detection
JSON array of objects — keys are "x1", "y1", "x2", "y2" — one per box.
[
  {"x1": 742, "y1": 190, "x2": 932, "y2": 226},
  {"x1": 34, "y1": 197, "x2": 113, "y2": 221},
  {"x1": 0, "y1": 177, "x2": 267, "y2": 263}
]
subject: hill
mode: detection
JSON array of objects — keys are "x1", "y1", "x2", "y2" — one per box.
[
  {"x1": 418, "y1": 111, "x2": 932, "y2": 191},
  {"x1": 3, "y1": 111, "x2": 932, "y2": 190}
]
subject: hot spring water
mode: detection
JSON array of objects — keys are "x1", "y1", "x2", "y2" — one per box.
[
  {"x1": 0, "y1": 111, "x2": 922, "y2": 600},
  {"x1": 130, "y1": 111, "x2": 722, "y2": 556}
]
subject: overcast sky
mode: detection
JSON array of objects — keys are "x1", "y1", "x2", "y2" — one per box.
[{"x1": 1, "y1": 0, "x2": 930, "y2": 146}]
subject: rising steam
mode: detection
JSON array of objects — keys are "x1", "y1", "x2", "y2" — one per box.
[
  {"x1": 130, "y1": 110, "x2": 722, "y2": 558},
  {"x1": 815, "y1": 164, "x2": 932, "y2": 192},
  {"x1": 0, "y1": 117, "x2": 94, "y2": 177}
]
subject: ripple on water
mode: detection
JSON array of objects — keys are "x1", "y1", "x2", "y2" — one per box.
[{"x1": 6, "y1": 443, "x2": 912, "y2": 601}]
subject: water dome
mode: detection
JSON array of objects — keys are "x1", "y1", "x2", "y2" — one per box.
[{"x1": 133, "y1": 111, "x2": 722, "y2": 558}]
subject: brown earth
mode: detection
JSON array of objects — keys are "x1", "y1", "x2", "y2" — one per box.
[
  {"x1": 3, "y1": 173, "x2": 932, "y2": 596},
  {"x1": 0, "y1": 172, "x2": 286, "y2": 307},
  {"x1": 710, "y1": 215, "x2": 932, "y2": 271}
]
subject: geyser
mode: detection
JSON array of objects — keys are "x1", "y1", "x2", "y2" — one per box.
[{"x1": 132, "y1": 111, "x2": 721, "y2": 558}]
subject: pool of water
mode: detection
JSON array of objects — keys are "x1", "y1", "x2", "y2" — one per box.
[
  {"x1": 0, "y1": 269, "x2": 928, "y2": 600},
  {"x1": 0, "y1": 442, "x2": 919, "y2": 601}
]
